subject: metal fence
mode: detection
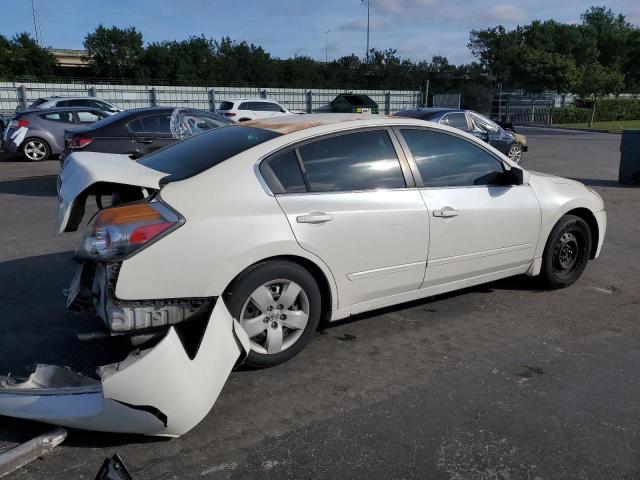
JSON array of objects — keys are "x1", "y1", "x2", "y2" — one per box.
[
  {"x1": 0, "y1": 80, "x2": 421, "y2": 117},
  {"x1": 432, "y1": 93, "x2": 461, "y2": 109}
]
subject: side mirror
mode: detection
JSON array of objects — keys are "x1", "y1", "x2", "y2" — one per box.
[{"x1": 502, "y1": 167, "x2": 523, "y2": 186}]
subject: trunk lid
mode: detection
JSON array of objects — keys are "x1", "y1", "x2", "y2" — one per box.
[{"x1": 57, "y1": 151, "x2": 168, "y2": 234}]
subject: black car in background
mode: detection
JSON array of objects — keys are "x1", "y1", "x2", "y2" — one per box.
[
  {"x1": 63, "y1": 107, "x2": 232, "y2": 160},
  {"x1": 394, "y1": 108, "x2": 527, "y2": 163}
]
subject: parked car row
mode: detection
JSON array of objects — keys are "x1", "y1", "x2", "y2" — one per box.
[{"x1": 1, "y1": 94, "x2": 528, "y2": 164}]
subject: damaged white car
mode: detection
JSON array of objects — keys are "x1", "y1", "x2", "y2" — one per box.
[{"x1": 0, "y1": 114, "x2": 606, "y2": 436}]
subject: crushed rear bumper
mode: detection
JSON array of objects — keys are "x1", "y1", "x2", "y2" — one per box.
[{"x1": 0, "y1": 299, "x2": 249, "y2": 437}]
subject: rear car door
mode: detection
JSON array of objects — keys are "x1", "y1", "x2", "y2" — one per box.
[
  {"x1": 397, "y1": 127, "x2": 540, "y2": 287},
  {"x1": 267, "y1": 129, "x2": 429, "y2": 308},
  {"x1": 38, "y1": 110, "x2": 78, "y2": 151},
  {"x1": 127, "y1": 113, "x2": 175, "y2": 155}
]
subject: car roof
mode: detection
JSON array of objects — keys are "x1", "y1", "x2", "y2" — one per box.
[
  {"x1": 40, "y1": 96, "x2": 102, "y2": 101},
  {"x1": 243, "y1": 113, "x2": 431, "y2": 135},
  {"x1": 226, "y1": 98, "x2": 280, "y2": 103},
  {"x1": 19, "y1": 106, "x2": 105, "y2": 115}
]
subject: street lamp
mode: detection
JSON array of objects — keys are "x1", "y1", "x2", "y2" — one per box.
[
  {"x1": 325, "y1": 29, "x2": 331, "y2": 63},
  {"x1": 361, "y1": 0, "x2": 370, "y2": 62}
]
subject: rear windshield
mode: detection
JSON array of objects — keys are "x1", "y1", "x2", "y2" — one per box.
[
  {"x1": 218, "y1": 101, "x2": 234, "y2": 111},
  {"x1": 138, "y1": 125, "x2": 281, "y2": 183}
]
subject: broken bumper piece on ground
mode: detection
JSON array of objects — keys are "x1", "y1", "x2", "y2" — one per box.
[{"x1": 0, "y1": 300, "x2": 249, "y2": 437}]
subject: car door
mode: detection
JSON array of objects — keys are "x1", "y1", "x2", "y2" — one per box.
[
  {"x1": 38, "y1": 110, "x2": 78, "y2": 151},
  {"x1": 127, "y1": 113, "x2": 175, "y2": 155},
  {"x1": 270, "y1": 129, "x2": 429, "y2": 308},
  {"x1": 468, "y1": 112, "x2": 511, "y2": 153},
  {"x1": 397, "y1": 127, "x2": 540, "y2": 288}
]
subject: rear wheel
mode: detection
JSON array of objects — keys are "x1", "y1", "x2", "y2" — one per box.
[
  {"x1": 22, "y1": 138, "x2": 50, "y2": 161},
  {"x1": 226, "y1": 261, "x2": 321, "y2": 368},
  {"x1": 540, "y1": 215, "x2": 591, "y2": 289}
]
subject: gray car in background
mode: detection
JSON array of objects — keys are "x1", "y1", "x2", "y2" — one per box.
[
  {"x1": 28, "y1": 96, "x2": 123, "y2": 114},
  {"x1": 2, "y1": 107, "x2": 109, "y2": 161}
]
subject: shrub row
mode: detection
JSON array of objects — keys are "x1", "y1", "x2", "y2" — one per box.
[{"x1": 554, "y1": 98, "x2": 640, "y2": 124}]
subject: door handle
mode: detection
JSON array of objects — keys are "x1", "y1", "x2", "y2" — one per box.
[
  {"x1": 433, "y1": 207, "x2": 458, "y2": 218},
  {"x1": 296, "y1": 212, "x2": 333, "y2": 224}
]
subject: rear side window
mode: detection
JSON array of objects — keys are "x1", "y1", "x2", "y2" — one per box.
[
  {"x1": 218, "y1": 101, "x2": 234, "y2": 111},
  {"x1": 441, "y1": 112, "x2": 468, "y2": 130},
  {"x1": 238, "y1": 102, "x2": 251, "y2": 110},
  {"x1": 400, "y1": 129, "x2": 504, "y2": 187},
  {"x1": 297, "y1": 130, "x2": 405, "y2": 192},
  {"x1": 41, "y1": 111, "x2": 74, "y2": 123},
  {"x1": 260, "y1": 150, "x2": 306, "y2": 194},
  {"x1": 138, "y1": 126, "x2": 281, "y2": 182},
  {"x1": 128, "y1": 114, "x2": 172, "y2": 134}
]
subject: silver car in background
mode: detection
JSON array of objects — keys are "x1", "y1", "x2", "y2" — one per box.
[
  {"x1": 27, "y1": 96, "x2": 123, "y2": 114},
  {"x1": 2, "y1": 107, "x2": 109, "y2": 161}
]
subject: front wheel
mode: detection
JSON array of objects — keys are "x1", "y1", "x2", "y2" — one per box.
[
  {"x1": 507, "y1": 143, "x2": 523, "y2": 163},
  {"x1": 226, "y1": 261, "x2": 322, "y2": 368},
  {"x1": 540, "y1": 215, "x2": 592, "y2": 289}
]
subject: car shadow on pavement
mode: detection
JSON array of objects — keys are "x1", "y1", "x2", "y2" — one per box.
[{"x1": 0, "y1": 175, "x2": 58, "y2": 196}]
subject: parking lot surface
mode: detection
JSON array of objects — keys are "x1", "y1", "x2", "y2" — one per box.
[{"x1": 0, "y1": 127, "x2": 639, "y2": 479}]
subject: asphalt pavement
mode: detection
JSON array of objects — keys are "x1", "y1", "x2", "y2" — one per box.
[{"x1": 0, "y1": 127, "x2": 639, "y2": 479}]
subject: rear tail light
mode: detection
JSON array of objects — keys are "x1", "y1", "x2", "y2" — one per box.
[
  {"x1": 9, "y1": 119, "x2": 29, "y2": 128},
  {"x1": 68, "y1": 136, "x2": 94, "y2": 149},
  {"x1": 223, "y1": 112, "x2": 236, "y2": 117},
  {"x1": 80, "y1": 202, "x2": 182, "y2": 260}
]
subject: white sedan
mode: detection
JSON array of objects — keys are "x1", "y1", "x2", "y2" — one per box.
[
  {"x1": 216, "y1": 98, "x2": 294, "y2": 122},
  {"x1": 0, "y1": 114, "x2": 606, "y2": 437}
]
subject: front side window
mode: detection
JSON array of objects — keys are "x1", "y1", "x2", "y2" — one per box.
[
  {"x1": 66, "y1": 99, "x2": 92, "y2": 107},
  {"x1": 260, "y1": 149, "x2": 306, "y2": 194},
  {"x1": 298, "y1": 130, "x2": 406, "y2": 192},
  {"x1": 441, "y1": 112, "x2": 468, "y2": 130},
  {"x1": 401, "y1": 129, "x2": 504, "y2": 187},
  {"x1": 76, "y1": 111, "x2": 105, "y2": 123}
]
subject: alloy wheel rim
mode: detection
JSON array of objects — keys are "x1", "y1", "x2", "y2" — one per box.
[
  {"x1": 508, "y1": 144, "x2": 522, "y2": 163},
  {"x1": 239, "y1": 279, "x2": 310, "y2": 355},
  {"x1": 24, "y1": 141, "x2": 46, "y2": 160}
]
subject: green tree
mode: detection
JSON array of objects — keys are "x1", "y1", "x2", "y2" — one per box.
[
  {"x1": 575, "y1": 63, "x2": 625, "y2": 126},
  {"x1": 0, "y1": 33, "x2": 58, "y2": 78},
  {"x1": 84, "y1": 25, "x2": 144, "y2": 80}
]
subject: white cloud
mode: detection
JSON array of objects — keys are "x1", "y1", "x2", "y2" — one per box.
[{"x1": 484, "y1": 4, "x2": 527, "y2": 23}]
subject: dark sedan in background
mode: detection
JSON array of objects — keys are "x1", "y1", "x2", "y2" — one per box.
[
  {"x1": 2, "y1": 107, "x2": 109, "y2": 161},
  {"x1": 394, "y1": 108, "x2": 527, "y2": 163},
  {"x1": 63, "y1": 107, "x2": 232, "y2": 160}
]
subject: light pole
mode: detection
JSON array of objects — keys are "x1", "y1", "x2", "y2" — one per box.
[
  {"x1": 325, "y1": 29, "x2": 330, "y2": 63},
  {"x1": 362, "y1": 0, "x2": 370, "y2": 62}
]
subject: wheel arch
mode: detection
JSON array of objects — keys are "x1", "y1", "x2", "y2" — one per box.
[
  {"x1": 564, "y1": 207, "x2": 599, "y2": 259},
  {"x1": 223, "y1": 254, "x2": 335, "y2": 322}
]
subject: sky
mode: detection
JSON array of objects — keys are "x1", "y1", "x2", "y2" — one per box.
[{"x1": 1, "y1": 0, "x2": 639, "y2": 65}]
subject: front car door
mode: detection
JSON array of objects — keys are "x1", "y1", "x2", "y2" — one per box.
[
  {"x1": 396, "y1": 127, "x2": 541, "y2": 288},
  {"x1": 127, "y1": 113, "x2": 175, "y2": 155},
  {"x1": 467, "y1": 112, "x2": 513, "y2": 154},
  {"x1": 262, "y1": 128, "x2": 429, "y2": 308}
]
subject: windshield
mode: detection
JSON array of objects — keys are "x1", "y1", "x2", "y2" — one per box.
[
  {"x1": 471, "y1": 112, "x2": 501, "y2": 133},
  {"x1": 138, "y1": 125, "x2": 281, "y2": 183}
]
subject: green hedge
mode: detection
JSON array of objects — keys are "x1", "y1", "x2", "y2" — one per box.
[
  {"x1": 555, "y1": 98, "x2": 640, "y2": 123},
  {"x1": 553, "y1": 106, "x2": 592, "y2": 124}
]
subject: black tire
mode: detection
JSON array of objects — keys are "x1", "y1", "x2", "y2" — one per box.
[
  {"x1": 21, "y1": 137, "x2": 50, "y2": 161},
  {"x1": 226, "y1": 260, "x2": 322, "y2": 368},
  {"x1": 540, "y1": 214, "x2": 592, "y2": 289}
]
